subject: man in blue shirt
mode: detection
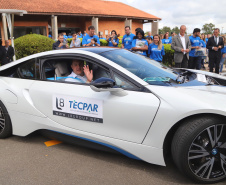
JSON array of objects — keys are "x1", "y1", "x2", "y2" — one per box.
[
  {"x1": 122, "y1": 26, "x2": 135, "y2": 50},
  {"x1": 146, "y1": 32, "x2": 153, "y2": 39},
  {"x1": 77, "y1": 30, "x2": 83, "y2": 38},
  {"x1": 82, "y1": 26, "x2": 100, "y2": 47},
  {"x1": 188, "y1": 28, "x2": 202, "y2": 69}
]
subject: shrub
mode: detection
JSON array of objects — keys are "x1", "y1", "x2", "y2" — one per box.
[
  {"x1": 100, "y1": 39, "x2": 108, "y2": 46},
  {"x1": 162, "y1": 44, "x2": 175, "y2": 67},
  {"x1": 67, "y1": 38, "x2": 72, "y2": 45},
  {"x1": 14, "y1": 34, "x2": 55, "y2": 59},
  {"x1": 118, "y1": 39, "x2": 122, "y2": 48}
]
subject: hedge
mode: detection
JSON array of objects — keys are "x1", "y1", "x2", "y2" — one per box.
[
  {"x1": 162, "y1": 44, "x2": 175, "y2": 67},
  {"x1": 14, "y1": 34, "x2": 55, "y2": 59}
]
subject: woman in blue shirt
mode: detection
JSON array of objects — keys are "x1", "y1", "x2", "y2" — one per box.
[
  {"x1": 148, "y1": 34, "x2": 165, "y2": 62},
  {"x1": 162, "y1": 33, "x2": 172, "y2": 44},
  {"x1": 131, "y1": 29, "x2": 148, "y2": 56},
  {"x1": 107, "y1": 30, "x2": 119, "y2": 47},
  {"x1": 199, "y1": 36, "x2": 207, "y2": 69},
  {"x1": 220, "y1": 36, "x2": 226, "y2": 73}
]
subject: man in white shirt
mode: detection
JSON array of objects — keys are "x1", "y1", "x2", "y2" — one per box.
[
  {"x1": 70, "y1": 32, "x2": 81, "y2": 48},
  {"x1": 171, "y1": 25, "x2": 191, "y2": 68},
  {"x1": 65, "y1": 60, "x2": 93, "y2": 83}
]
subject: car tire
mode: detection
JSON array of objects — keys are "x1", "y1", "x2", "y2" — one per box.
[
  {"x1": 171, "y1": 116, "x2": 226, "y2": 183},
  {"x1": 0, "y1": 101, "x2": 12, "y2": 138}
]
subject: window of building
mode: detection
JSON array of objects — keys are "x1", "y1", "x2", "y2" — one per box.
[{"x1": 13, "y1": 26, "x2": 46, "y2": 39}]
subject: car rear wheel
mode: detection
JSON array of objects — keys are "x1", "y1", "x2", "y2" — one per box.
[
  {"x1": 171, "y1": 117, "x2": 226, "y2": 183},
  {"x1": 0, "y1": 101, "x2": 12, "y2": 138}
]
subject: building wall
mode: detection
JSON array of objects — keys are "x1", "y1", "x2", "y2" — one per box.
[
  {"x1": 132, "y1": 20, "x2": 144, "y2": 34},
  {"x1": 98, "y1": 18, "x2": 143, "y2": 37},
  {"x1": 0, "y1": 14, "x2": 144, "y2": 43}
]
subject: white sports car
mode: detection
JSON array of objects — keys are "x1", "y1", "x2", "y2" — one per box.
[{"x1": 0, "y1": 47, "x2": 225, "y2": 183}]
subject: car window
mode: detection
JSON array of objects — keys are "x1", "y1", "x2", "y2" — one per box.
[
  {"x1": 99, "y1": 49, "x2": 179, "y2": 86},
  {"x1": 0, "y1": 58, "x2": 40, "y2": 79},
  {"x1": 42, "y1": 58, "x2": 111, "y2": 84},
  {"x1": 113, "y1": 72, "x2": 139, "y2": 90}
]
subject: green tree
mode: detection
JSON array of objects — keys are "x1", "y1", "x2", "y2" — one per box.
[
  {"x1": 202, "y1": 23, "x2": 215, "y2": 34},
  {"x1": 162, "y1": 26, "x2": 171, "y2": 34},
  {"x1": 171, "y1": 26, "x2": 180, "y2": 34},
  {"x1": 158, "y1": 28, "x2": 163, "y2": 35}
]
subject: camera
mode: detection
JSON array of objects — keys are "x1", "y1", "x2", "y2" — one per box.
[{"x1": 93, "y1": 38, "x2": 97, "y2": 43}]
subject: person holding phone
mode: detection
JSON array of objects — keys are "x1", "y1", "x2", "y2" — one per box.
[
  {"x1": 52, "y1": 33, "x2": 69, "y2": 50},
  {"x1": 108, "y1": 30, "x2": 119, "y2": 47},
  {"x1": 70, "y1": 32, "x2": 81, "y2": 48}
]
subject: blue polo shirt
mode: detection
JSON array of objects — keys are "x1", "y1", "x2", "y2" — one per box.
[
  {"x1": 63, "y1": 35, "x2": 68, "y2": 40},
  {"x1": 77, "y1": 34, "x2": 83, "y2": 38},
  {"x1": 162, "y1": 38, "x2": 172, "y2": 44},
  {"x1": 189, "y1": 35, "x2": 201, "y2": 57},
  {"x1": 108, "y1": 38, "x2": 119, "y2": 47},
  {"x1": 205, "y1": 38, "x2": 208, "y2": 44},
  {"x1": 199, "y1": 40, "x2": 206, "y2": 48},
  {"x1": 131, "y1": 39, "x2": 148, "y2": 56},
  {"x1": 122, "y1": 33, "x2": 135, "y2": 50},
  {"x1": 222, "y1": 46, "x2": 226, "y2": 54},
  {"x1": 148, "y1": 43, "x2": 165, "y2": 62},
  {"x1": 82, "y1": 34, "x2": 100, "y2": 46}
]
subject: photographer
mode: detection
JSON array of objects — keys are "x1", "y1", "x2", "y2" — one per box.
[
  {"x1": 70, "y1": 32, "x2": 81, "y2": 48},
  {"x1": 82, "y1": 26, "x2": 100, "y2": 47},
  {"x1": 52, "y1": 33, "x2": 69, "y2": 50},
  {"x1": 107, "y1": 30, "x2": 119, "y2": 47}
]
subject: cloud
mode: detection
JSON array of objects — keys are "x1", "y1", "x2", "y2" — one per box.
[{"x1": 105, "y1": 0, "x2": 226, "y2": 33}]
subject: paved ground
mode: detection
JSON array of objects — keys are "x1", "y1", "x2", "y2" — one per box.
[{"x1": 0, "y1": 133, "x2": 225, "y2": 185}]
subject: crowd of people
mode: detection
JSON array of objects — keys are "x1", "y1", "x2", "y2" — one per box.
[
  {"x1": 52, "y1": 25, "x2": 167, "y2": 63},
  {"x1": 0, "y1": 24, "x2": 225, "y2": 75},
  {"x1": 52, "y1": 24, "x2": 226, "y2": 74}
]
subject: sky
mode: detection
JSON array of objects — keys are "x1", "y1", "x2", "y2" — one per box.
[{"x1": 105, "y1": 0, "x2": 226, "y2": 34}]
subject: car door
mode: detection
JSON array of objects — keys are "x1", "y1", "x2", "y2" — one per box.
[{"x1": 29, "y1": 54, "x2": 160, "y2": 143}]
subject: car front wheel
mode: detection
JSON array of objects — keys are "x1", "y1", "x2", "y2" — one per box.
[
  {"x1": 0, "y1": 101, "x2": 12, "y2": 138},
  {"x1": 171, "y1": 117, "x2": 226, "y2": 183}
]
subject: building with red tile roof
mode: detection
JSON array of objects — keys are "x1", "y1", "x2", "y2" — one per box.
[{"x1": 0, "y1": 0, "x2": 161, "y2": 42}]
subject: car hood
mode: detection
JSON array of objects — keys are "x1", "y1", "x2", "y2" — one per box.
[
  {"x1": 185, "y1": 69, "x2": 226, "y2": 80},
  {"x1": 182, "y1": 85, "x2": 226, "y2": 95}
]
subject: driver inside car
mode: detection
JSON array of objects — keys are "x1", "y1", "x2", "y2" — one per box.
[{"x1": 65, "y1": 60, "x2": 93, "y2": 83}]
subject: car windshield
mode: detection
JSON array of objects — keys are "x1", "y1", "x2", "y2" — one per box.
[{"x1": 99, "y1": 49, "x2": 178, "y2": 86}]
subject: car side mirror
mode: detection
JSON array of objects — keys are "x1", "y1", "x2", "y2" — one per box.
[
  {"x1": 90, "y1": 77, "x2": 115, "y2": 88},
  {"x1": 90, "y1": 77, "x2": 128, "y2": 97}
]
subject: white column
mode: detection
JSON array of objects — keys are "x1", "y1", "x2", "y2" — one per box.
[
  {"x1": 151, "y1": 21, "x2": 159, "y2": 35},
  {"x1": 125, "y1": 19, "x2": 132, "y2": 30},
  {"x1": 92, "y1": 17, "x2": 99, "y2": 34},
  {"x1": 51, "y1": 15, "x2": 58, "y2": 40},
  {"x1": 2, "y1": 13, "x2": 8, "y2": 40}
]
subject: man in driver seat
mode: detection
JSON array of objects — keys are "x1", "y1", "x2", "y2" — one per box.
[{"x1": 65, "y1": 60, "x2": 93, "y2": 83}]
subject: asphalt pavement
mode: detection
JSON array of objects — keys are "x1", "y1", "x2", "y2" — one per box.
[{"x1": 0, "y1": 133, "x2": 225, "y2": 185}]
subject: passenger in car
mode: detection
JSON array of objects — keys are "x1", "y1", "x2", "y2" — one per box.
[{"x1": 65, "y1": 60, "x2": 93, "y2": 83}]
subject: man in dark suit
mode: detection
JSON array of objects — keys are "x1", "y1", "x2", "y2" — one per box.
[
  {"x1": 52, "y1": 33, "x2": 69, "y2": 50},
  {"x1": 0, "y1": 40, "x2": 7, "y2": 66},
  {"x1": 206, "y1": 28, "x2": 224, "y2": 74},
  {"x1": 171, "y1": 25, "x2": 191, "y2": 68},
  {"x1": 4, "y1": 40, "x2": 14, "y2": 65}
]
